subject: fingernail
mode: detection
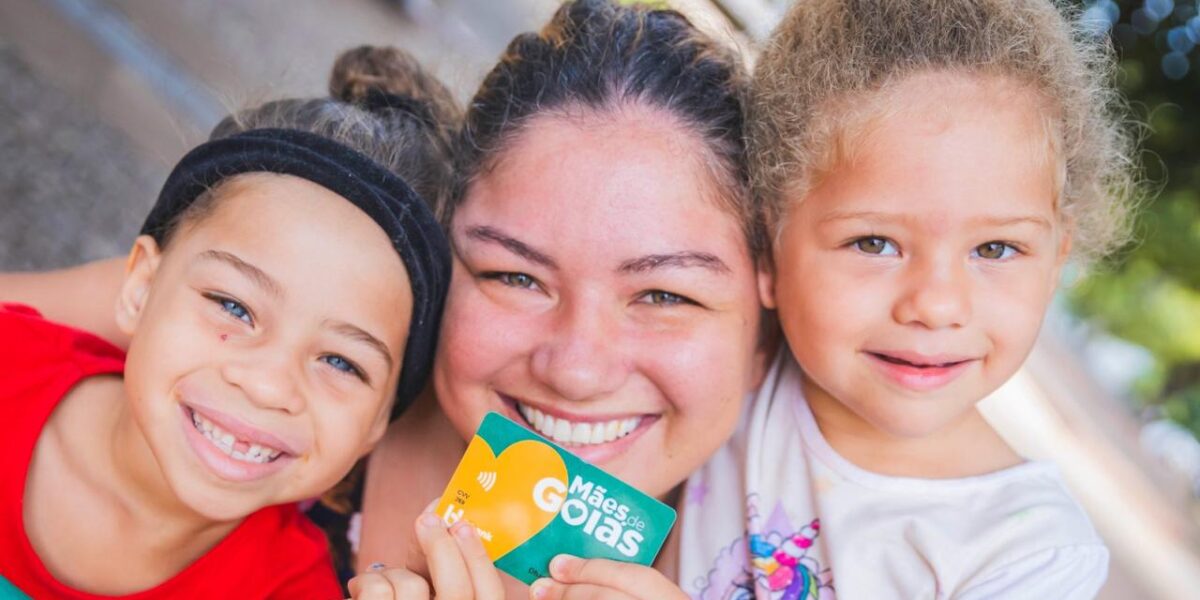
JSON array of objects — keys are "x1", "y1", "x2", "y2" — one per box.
[
  {"x1": 454, "y1": 521, "x2": 476, "y2": 540},
  {"x1": 369, "y1": 562, "x2": 386, "y2": 571},
  {"x1": 530, "y1": 578, "x2": 552, "y2": 600},
  {"x1": 420, "y1": 512, "x2": 442, "y2": 528},
  {"x1": 424, "y1": 497, "x2": 441, "y2": 512},
  {"x1": 549, "y1": 554, "x2": 574, "y2": 577}
]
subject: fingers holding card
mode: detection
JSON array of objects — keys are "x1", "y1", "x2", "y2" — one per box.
[{"x1": 434, "y1": 413, "x2": 676, "y2": 585}]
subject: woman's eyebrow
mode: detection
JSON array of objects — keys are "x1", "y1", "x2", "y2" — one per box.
[
  {"x1": 618, "y1": 251, "x2": 730, "y2": 275},
  {"x1": 198, "y1": 249, "x2": 283, "y2": 298},
  {"x1": 464, "y1": 225, "x2": 558, "y2": 269}
]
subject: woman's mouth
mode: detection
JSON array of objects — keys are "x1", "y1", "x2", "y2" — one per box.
[{"x1": 515, "y1": 403, "x2": 642, "y2": 447}]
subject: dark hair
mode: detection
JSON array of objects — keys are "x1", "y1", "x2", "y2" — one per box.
[
  {"x1": 156, "y1": 45, "x2": 461, "y2": 248},
  {"x1": 454, "y1": 0, "x2": 761, "y2": 256}
]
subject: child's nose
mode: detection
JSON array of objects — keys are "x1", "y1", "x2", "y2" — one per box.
[
  {"x1": 529, "y1": 301, "x2": 629, "y2": 402},
  {"x1": 220, "y1": 353, "x2": 305, "y2": 414},
  {"x1": 892, "y1": 258, "x2": 971, "y2": 329}
]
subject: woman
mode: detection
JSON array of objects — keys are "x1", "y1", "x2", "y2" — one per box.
[
  {"x1": 357, "y1": 2, "x2": 770, "y2": 597},
  {"x1": 1, "y1": 1, "x2": 771, "y2": 597}
]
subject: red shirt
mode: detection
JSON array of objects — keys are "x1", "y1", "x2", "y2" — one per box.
[{"x1": 0, "y1": 304, "x2": 342, "y2": 599}]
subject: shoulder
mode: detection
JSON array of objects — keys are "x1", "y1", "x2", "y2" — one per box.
[
  {"x1": 0, "y1": 302, "x2": 123, "y2": 369},
  {"x1": 953, "y1": 464, "x2": 1108, "y2": 597},
  {"x1": 958, "y1": 543, "x2": 1109, "y2": 600},
  {"x1": 240, "y1": 504, "x2": 343, "y2": 597},
  {"x1": 968, "y1": 463, "x2": 1102, "y2": 545}
]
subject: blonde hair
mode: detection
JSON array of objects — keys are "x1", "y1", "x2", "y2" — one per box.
[{"x1": 749, "y1": 0, "x2": 1140, "y2": 263}]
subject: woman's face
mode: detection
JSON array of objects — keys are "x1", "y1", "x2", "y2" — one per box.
[{"x1": 433, "y1": 107, "x2": 766, "y2": 500}]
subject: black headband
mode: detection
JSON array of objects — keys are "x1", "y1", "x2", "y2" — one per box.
[{"x1": 141, "y1": 128, "x2": 451, "y2": 418}]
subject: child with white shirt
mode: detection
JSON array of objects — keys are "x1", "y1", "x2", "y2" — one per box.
[{"x1": 679, "y1": 1, "x2": 1139, "y2": 598}]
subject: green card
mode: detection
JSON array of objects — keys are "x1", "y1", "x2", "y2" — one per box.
[
  {"x1": 0, "y1": 575, "x2": 30, "y2": 600},
  {"x1": 436, "y1": 412, "x2": 676, "y2": 584}
]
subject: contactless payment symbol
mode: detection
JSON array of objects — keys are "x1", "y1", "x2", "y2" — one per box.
[
  {"x1": 476, "y1": 470, "x2": 497, "y2": 492},
  {"x1": 436, "y1": 412, "x2": 676, "y2": 584}
]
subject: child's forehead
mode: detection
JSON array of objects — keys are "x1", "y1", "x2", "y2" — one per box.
[
  {"x1": 170, "y1": 174, "x2": 413, "y2": 302},
  {"x1": 855, "y1": 71, "x2": 1053, "y2": 138},
  {"x1": 791, "y1": 78, "x2": 1062, "y2": 231}
]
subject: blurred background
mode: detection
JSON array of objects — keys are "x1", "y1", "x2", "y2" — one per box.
[{"x1": 0, "y1": 0, "x2": 1197, "y2": 597}]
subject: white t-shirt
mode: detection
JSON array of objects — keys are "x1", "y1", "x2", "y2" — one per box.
[{"x1": 677, "y1": 349, "x2": 1108, "y2": 600}]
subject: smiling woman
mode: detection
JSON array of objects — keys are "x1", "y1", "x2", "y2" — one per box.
[{"x1": 352, "y1": 0, "x2": 770, "y2": 597}]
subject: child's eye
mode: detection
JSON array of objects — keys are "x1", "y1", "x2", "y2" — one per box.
[
  {"x1": 320, "y1": 354, "x2": 366, "y2": 382},
  {"x1": 484, "y1": 272, "x2": 541, "y2": 291},
  {"x1": 973, "y1": 242, "x2": 1019, "y2": 260},
  {"x1": 637, "y1": 290, "x2": 696, "y2": 307},
  {"x1": 205, "y1": 293, "x2": 253, "y2": 325},
  {"x1": 851, "y1": 236, "x2": 898, "y2": 256}
]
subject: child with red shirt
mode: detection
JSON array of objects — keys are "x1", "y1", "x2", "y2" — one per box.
[{"x1": 0, "y1": 46, "x2": 453, "y2": 599}]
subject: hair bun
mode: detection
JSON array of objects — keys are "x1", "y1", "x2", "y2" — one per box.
[{"x1": 329, "y1": 46, "x2": 456, "y2": 125}]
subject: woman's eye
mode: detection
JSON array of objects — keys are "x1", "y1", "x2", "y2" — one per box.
[
  {"x1": 206, "y1": 294, "x2": 253, "y2": 325},
  {"x1": 974, "y1": 242, "x2": 1018, "y2": 260},
  {"x1": 321, "y1": 355, "x2": 365, "y2": 381},
  {"x1": 852, "y1": 237, "x2": 898, "y2": 256},
  {"x1": 489, "y1": 272, "x2": 539, "y2": 290},
  {"x1": 640, "y1": 290, "x2": 692, "y2": 307}
]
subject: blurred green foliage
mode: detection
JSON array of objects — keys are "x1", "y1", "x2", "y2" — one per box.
[{"x1": 1068, "y1": 1, "x2": 1200, "y2": 437}]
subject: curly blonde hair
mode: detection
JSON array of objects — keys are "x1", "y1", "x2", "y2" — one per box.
[{"x1": 749, "y1": 0, "x2": 1140, "y2": 263}]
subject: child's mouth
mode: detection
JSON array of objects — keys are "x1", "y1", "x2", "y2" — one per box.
[
  {"x1": 187, "y1": 407, "x2": 285, "y2": 465},
  {"x1": 869, "y1": 352, "x2": 970, "y2": 369},
  {"x1": 864, "y1": 350, "x2": 977, "y2": 392}
]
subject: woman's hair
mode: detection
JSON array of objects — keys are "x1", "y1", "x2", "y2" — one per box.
[
  {"x1": 750, "y1": 0, "x2": 1140, "y2": 263},
  {"x1": 453, "y1": 0, "x2": 762, "y2": 256},
  {"x1": 157, "y1": 45, "x2": 461, "y2": 248}
]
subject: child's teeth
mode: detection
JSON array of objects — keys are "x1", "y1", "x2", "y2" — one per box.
[
  {"x1": 516, "y1": 403, "x2": 643, "y2": 447},
  {"x1": 189, "y1": 409, "x2": 283, "y2": 464}
]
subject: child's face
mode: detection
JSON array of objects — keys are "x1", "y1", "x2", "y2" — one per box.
[
  {"x1": 770, "y1": 74, "x2": 1069, "y2": 439},
  {"x1": 117, "y1": 174, "x2": 411, "y2": 521},
  {"x1": 435, "y1": 108, "x2": 767, "y2": 500}
]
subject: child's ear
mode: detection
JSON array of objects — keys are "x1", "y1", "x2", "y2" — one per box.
[
  {"x1": 359, "y1": 410, "x2": 391, "y2": 457},
  {"x1": 757, "y1": 255, "x2": 777, "y2": 309},
  {"x1": 115, "y1": 235, "x2": 163, "y2": 336},
  {"x1": 1050, "y1": 217, "x2": 1074, "y2": 288}
]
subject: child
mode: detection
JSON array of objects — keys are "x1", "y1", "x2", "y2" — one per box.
[
  {"x1": 679, "y1": 1, "x2": 1138, "y2": 598},
  {"x1": 0, "y1": 46, "x2": 453, "y2": 598}
]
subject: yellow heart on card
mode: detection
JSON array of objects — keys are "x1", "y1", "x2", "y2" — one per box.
[{"x1": 437, "y1": 436, "x2": 568, "y2": 560}]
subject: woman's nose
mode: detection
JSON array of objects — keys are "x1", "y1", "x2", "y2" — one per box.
[{"x1": 529, "y1": 302, "x2": 629, "y2": 402}]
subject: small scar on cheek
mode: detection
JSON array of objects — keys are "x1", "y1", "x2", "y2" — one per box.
[{"x1": 219, "y1": 334, "x2": 228, "y2": 342}]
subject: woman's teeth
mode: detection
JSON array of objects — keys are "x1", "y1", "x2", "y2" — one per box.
[
  {"x1": 190, "y1": 410, "x2": 282, "y2": 464},
  {"x1": 517, "y1": 403, "x2": 641, "y2": 446}
]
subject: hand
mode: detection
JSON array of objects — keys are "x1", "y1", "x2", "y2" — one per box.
[
  {"x1": 347, "y1": 563, "x2": 430, "y2": 599},
  {"x1": 348, "y1": 506, "x2": 506, "y2": 600},
  {"x1": 529, "y1": 555, "x2": 687, "y2": 600},
  {"x1": 412, "y1": 507, "x2": 506, "y2": 600}
]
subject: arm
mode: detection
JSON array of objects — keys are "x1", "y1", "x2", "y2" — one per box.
[{"x1": 0, "y1": 257, "x2": 129, "y2": 348}]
